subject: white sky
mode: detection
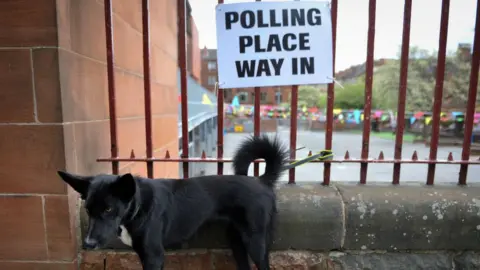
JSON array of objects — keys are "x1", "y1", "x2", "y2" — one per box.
[{"x1": 189, "y1": 0, "x2": 477, "y2": 72}]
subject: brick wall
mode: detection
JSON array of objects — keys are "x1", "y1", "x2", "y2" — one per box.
[
  {"x1": 190, "y1": 16, "x2": 201, "y2": 82},
  {"x1": 199, "y1": 48, "x2": 291, "y2": 105},
  {"x1": 226, "y1": 86, "x2": 291, "y2": 105},
  {"x1": 58, "y1": 0, "x2": 180, "y2": 178},
  {"x1": 200, "y1": 48, "x2": 218, "y2": 92},
  {"x1": 80, "y1": 250, "x2": 334, "y2": 269},
  {"x1": 0, "y1": 0, "x2": 179, "y2": 269}
]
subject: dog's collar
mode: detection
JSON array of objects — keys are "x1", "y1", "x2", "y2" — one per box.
[
  {"x1": 122, "y1": 199, "x2": 140, "y2": 224},
  {"x1": 130, "y1": 204, "x2": 140, "y2": 220},
  {"x1": 117, "y1": 226, "x2": 122, "y2": 236},
  {"x1": 118, "y1": 203, "x2": 140, "y2": 237}
]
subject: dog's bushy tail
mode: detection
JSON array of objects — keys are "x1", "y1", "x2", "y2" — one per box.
[{"x1": 232, "y1": 134, "x2": 289, "y2": 188}]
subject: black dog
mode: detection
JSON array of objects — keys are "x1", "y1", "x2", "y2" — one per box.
[{"x1": 57, "y1": 134, "x2": 288, "y2": 270}]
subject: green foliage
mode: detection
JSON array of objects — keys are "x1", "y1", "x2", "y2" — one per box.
[
  {"x1": 278, "y1": 102, "x2": 290, "y2": 109},
  {"x1": 334, "y1": 82, "x2": 372, "y2": 109},
  {"x1": 297, "y1": 85, "x2": 326, "y2": 107},
  {"x1": 296, "y1": 45, "x2": 477, "y2": 111},
  {"x1": 297, "y1": 81, "x2": 375, "y2": 109},
  {"x1": 373, "y1": 46, "x2": 478, "y2": 111},
  {"x1": 317, "y1": 94, "x2": 327, "y2": 108}
]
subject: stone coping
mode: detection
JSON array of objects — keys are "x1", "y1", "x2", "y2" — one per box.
[
  {"x1": 80, "y1": 250, "x2": 480, "y2": 270},
  {"x1": 79, "y1": 182, "x2": 480, "y2": 251}
]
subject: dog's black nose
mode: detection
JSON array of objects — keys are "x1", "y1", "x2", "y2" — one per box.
[{"x1": 83, "y1": 237, "x2": 98, "y2": 249}]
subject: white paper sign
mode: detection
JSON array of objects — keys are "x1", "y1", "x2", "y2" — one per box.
[{"x1": 215, "y1": 1, "x2": 333, "y2": 89}]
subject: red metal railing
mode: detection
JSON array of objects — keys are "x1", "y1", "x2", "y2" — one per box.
[
  {"x1": 323, "y1": 0, "x2": 337, "y2": 186},
  {"x1": 359, "y1": 0, "x2": 376, "y2": 185},
  {"x1": 103, "y1": 0, "x2": 119, "y2": 175},
  {"x1": 254, "y1": 0, "x2": 261, "y2": 178},
  {"x1": 142, "y1": 0, "x2": 154, "y2": 179},
  {"x1": 393, "y1": 0, "x2": 413, "y2": 185},
  {"x1": 98, "y1": 0, "x2": 480, "y2": 185},
  {"x1": 217, "y1": 0, "x2": 225, "y2": 178},
  {"x1": 426, "y1": 0, "x2": 449, "y2": 185},
  {"x1": 460, "y1": 0, "x2": 480, "y2": 185},
  {"x1": 178, "y1": 0, "x2": 190, "y2": 178}
]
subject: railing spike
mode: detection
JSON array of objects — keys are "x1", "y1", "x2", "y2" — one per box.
[
  {"x1": 411, "y1": 151, "x2": 418, "y2": 161},
  {"x1": 447, "y1": 152, "x2": 453, "y2": 161},
  {"x1": 201, "y1": 151, "x2": 206, "y2": 159},
  {"x1": 165, "y1": 150, "x2": 170, "y2": 159},
  {"x1": 130, "y1": 149, "x2": 135, "y2": 158},
  {"x1": 378, "y1": 151, "x2": 384, "y2": 160},
  {"x1": 344, "y1": 151, "x2": 350, "y2": 160}
]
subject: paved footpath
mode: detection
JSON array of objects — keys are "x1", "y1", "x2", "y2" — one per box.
[{"x1": 204, "y1": 128, "x2": 480, "y2": 184}]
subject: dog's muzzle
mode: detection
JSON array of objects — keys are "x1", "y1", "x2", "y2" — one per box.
[{"x1": 83, "y1": 237, "x2": 98, "y2": 250}]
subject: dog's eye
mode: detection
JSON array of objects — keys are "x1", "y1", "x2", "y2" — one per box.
[{"x1": 105, "y1": 207, "x2": 112, "y2": 213}]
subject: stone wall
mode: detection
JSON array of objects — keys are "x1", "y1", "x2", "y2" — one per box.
[
  {"x1": 57, "y1": 0, "x2": 180, "y2": 178},
  {"x1": 0, "y1": 0, "x2": 179, "y2": 268},
  {"x1": 79, "y1": 183, "x2": 480, "y2": 269}
]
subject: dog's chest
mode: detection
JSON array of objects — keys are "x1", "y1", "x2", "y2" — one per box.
[{"x1": 118, "y1": 225, "x2": 132, "y2": 247}]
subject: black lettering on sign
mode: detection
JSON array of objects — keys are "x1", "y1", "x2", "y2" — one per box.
[
  {"x1": 225, "y1": 12, "x2": 239, "y2": 30},
  {"x1": 292, "y1": 57, "x2": 315, "y2": 75},
  {"x1": 257, "y1": 10, "x2": 269, "y2": 28},
  {"x1": 240, "y1": 10, "x2": 255, "y2": 29},
  {"x1": 283, "y1": 34, "x2": 297, "y2": 51},
  {"x1": 299, "y1": 33, "x2": 310, "y2": 50},
  {"x1": 292, "y1": 58, "x2": 298, "y2": 75},
  {"x1": 239, "y1": 36, "x2": 253, "y2": 53},
  {"x1": 266, "y1": 34, "x2": 281, "y2": 52},
  {"x1": 256, "y1": 60, "x2": 271, "y2": 76},
  {"x1": 254, "y1": 36, "x2": 266, "y2": 53},
  {"x1": 282, "y1": 9, "x2": 289, "y2": 26},
  {"x1": 307, "y1": 8, "x2": 322, "y2": 26},
  {"x1": 301, "y1": 57, "x2": 315, "y2": 74},
  {"x1": 236, "y1": 59, "x2": 285, "y2": 78},
  {"x1": 269, "y1": 10, "x2": 281, "y2": 27},
  {"x1": 236, "y1": 60, "x2": 256, "y2": 77},
  {"x1": 270, "y1": 58, "x2": 284, "y2": 75},
  {"x1": 291, "y1": 9, "x2": 305, "y2": 26},
  {"x1": 225, "y1": 8, "x2": 322, "y2": 29},
  {"x1": 243, "y1": 34, "x2": 310, "y2": 53}
]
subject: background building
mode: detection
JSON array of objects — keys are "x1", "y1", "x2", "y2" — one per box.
[
  {"x1": 200, "y1": 47, "x2": 291, "y2": 105},
  {"x1": 223, "y1": 86, "x2": 291, "y2": 105},
  {"x1": 201, "y1": 47, "x2": 218, "y2": 92},
  {"x1": 186, "y1": 1, "x2": 201, "y2": 82}
]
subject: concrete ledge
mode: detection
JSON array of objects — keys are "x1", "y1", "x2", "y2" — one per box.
[
  {"x1": 80, "y1": 182, "x2": 480, "y2": 252},
  {"x1": 80, "y1": 250, "x2": 480, "y2": 269},
  {"x1": 338, "y1": 183, "x2": 480, "y2": 251}
]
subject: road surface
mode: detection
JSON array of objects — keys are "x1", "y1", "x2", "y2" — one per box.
[{"x1": 204, "y1": 128, "x2": 479, "y2": 184}]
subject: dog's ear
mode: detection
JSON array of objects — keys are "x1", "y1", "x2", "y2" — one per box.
[
  {"x1": 110, "y1": 173, "x2": 136, "y2": 202},
  {"x1": 57, "y1": 171, "x2": 92, "y2": 199}
]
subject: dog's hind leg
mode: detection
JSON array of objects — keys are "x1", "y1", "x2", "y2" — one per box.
[
  {"x1": 246, "y1": 232, "x2": 270, "y2": 270},
  {"x1": 226, "y1": 223, "x2": 251, "y2": 270},
  {"x1": 263, "y1": 211, "x2": 276, "y2": 268},
  {"x1": 262, "y1": 230, "x2": 273, "y2": 268},
  {"x1": 243, "y1": 203, "x2": 274, "y2": 270}
]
